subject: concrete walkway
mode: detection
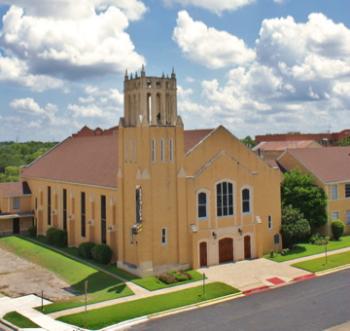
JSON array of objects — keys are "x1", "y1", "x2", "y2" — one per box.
[
  {"x1": 198, "y1": 258, "x2": 311, "y2": 291},
  {"x1": 281, "y1": 246, "x2": 350, "y2": 265}
]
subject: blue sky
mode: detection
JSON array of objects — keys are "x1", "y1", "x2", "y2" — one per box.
[{"x1": 0, "y1": 0, "x2": 349, "y2": 141}]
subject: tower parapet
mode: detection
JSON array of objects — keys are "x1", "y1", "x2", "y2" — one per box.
[{"x1": 123, "y1": 66, "x2": 177, "y2": 127}]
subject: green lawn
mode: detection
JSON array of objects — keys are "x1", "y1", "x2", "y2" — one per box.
[
  {"x1": 3, "y1": 311, "x2": 39, "y2": 328},
  {"x1": 292, "y1": 251, "x2": 350, "y2": 273},
  {"x1": 0, "y1": 236, "x2": 133, "y2": 313},
  {"x1": 266, "y1": 236, "x2": 350, "y2": 262},
  {"x1": 58, "y1": 282, "x2": 239, "y2": 330},
  {"x1": 133, "y1": 270, "x2": 203, "y2": 291}
]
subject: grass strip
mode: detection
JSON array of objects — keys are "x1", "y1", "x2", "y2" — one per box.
[
  {"x1": 292, "y1": 250, "x2": 350, "y2": 273},
  {"x1": 3, "y1": 311, "x2": 39, "y2": 328},
  {"x1": 266, "y1": 236, "x2": 350, "y2": 262},
  {"x1": 58, "y1": 282, "x2": 239, "y2": 330}
]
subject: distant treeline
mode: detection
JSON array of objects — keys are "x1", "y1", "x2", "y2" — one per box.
[{"x1": 0, "y1": 141, "x2": 57, "y2": 183}]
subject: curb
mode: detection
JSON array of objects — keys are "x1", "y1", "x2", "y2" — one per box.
[
  {"x1": 292, "y1": 274, "x2": 316, "y2": 282},
  {"x1": 315, "y1": 263, "x2": 350, "y2": 276},
  {"x1": 243, "y1": 286, "x2": 271, "y2": 296}
]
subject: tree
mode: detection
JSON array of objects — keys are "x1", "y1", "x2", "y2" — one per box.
[
  {"x1": 241, "y1": 136, "x2": 256, "y2": 148},
  {"x1": 281, "y1": 205, "x2": 311, "y2": 248},
  {"x1": 282, "y1": 170, "x2": 327, "y2": 230},
  {"x1": 338, "y1": 136, "x2": 350, "y2": 146}
]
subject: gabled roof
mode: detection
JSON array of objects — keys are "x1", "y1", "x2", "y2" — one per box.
[
  {"x1": 21, "y1": 126, "x2": 214, "y2": 188},
  {"x1": 280, "y1": 147, "x2": 350, "y2": 183},
  {"x1": 253, "y1": 140, "x2": 320, "y2": 152},
  {"x1": 0, "y1": 182, "x2": 31, "y2": 198},
  {"x1": 22, "y1": 127, "x2": 119, "y2": 188}
]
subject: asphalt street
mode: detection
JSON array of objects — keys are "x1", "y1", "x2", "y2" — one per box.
[{"x1": 130, "y1": 269, "x2": 350, "y2": 331}]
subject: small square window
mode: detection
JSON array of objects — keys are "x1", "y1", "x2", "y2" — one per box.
[{"x1": 331, "y1": 211, "x2": 340, "y2": 221}]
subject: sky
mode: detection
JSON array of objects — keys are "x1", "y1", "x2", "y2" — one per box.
[{"x1": 0, "y1": 0, "x2": 350, "y2": 142}]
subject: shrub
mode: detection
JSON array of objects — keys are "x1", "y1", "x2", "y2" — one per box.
[
  {"x1": 28, "y1": 225, "x2": 37, "y2": 237},
  {"x1": 46, "y1": 227, "x2": 67, "y2": 247},
  {"x1": 280, "y1": 248, "x2": 290, "y2": 256},
  {"x1": 270, "y1": 251, "x2": 275, "y2": 258},
  {"x1": 331, "y1": 220, "x2": 345, "y2": 240},
  {"x1": 172, "y1": 271, "x2": 191, "y2": 282},
  {"x1": 78, "y1": 242, "x2": 96, "y2": 259},
  {"x1": 158, "y1": 272, "x2": 177, "y2": 284},
  {"x1": 91, "y1": 244, "x2": 113, "y2": 264},
  {"x1": 281, "y1": 205, "x2": 311, "y2": 248}
]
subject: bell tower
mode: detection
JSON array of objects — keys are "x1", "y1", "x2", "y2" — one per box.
[{"x1": 123, "y1": 65, "x2": 177, "y2": 127}]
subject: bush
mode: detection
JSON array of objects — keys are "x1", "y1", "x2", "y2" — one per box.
[
  {"x1": 280, "y1": 248, "x2": 290, "y2": 256},
  {"x1": 281, "y1": 205, "x2": 311, "y2": 248},
  {"x1": 158, "y1": 272, "x2": 177, "y2": 284},
  {"x1": 91, "y1": 244, "x2": 113, "y2": 264},
  {"x1": 78, "y1": 242, "x2": 96, "y2": 259},
  {"x1": 46, "y1": 227, "x2": 67, "y2": 247},
  {"x1": 309, "y1": 233, "x2": 328, "y2": 245},
  {"x1": 270, "y1": 251, "x2": 275, "y2": 258},
  {"x1": 172, "y1": 271, "x2": 191, "y2": 282},
  {"x1": 28, "y1": 225, "x2": 37, "y2": 237},
  {"x1": 331, "y1": 220, "x2": 345, "y2": 240}
]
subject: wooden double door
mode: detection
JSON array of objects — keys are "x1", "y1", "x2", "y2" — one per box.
[{"x1": 219, "y1": 238, "x2": 234, "y2": 263}]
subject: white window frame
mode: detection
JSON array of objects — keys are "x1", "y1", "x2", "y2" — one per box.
[
  {"x1": 241, "y1": 187, "x2": 252, "y2": 214},
  {"x1": 345, "y1": 183, "x2": 350, "y2": 199},
  {"x1": 161, "y1": 227, "x2": 168, "y2": 245},
  {"x1": 197, "y1": 190, "x2": 208, "y2": 220},
  {"x1": 216, "y1": 180, "x2": 235, "y2": 218},
  {"x1": 268, "y1": 215, "x2": 273, "y2": 230},
  {"x1": 151, "y1": 139, "x2": 156, "y2": 162},
  {"x1": 331, "y1": 211, "x2": 340, "y2": 221},
  {"x1": 12, "y1": 197, "x2": 20, "y2": 210},
  {"x1": 160, "y1": 139, "x2": 165, "y2": 162},
  {"x1": 346, "y1": 210, "x2": 350, "y2": 225},
  {"x1": 330, "y1": 184, "x2": 338, "y2": 200},
  {"x1": 169, "y1": 138, "x2": 174, "y2": 162}
]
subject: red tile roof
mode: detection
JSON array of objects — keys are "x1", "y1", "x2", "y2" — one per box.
[
  {"x1": 21, "y1": 126, "x2": 213, "y2": 188},
  {"x1": 281, "y1": 147, "x2": 350, "y2": 183},
  {"x1": 0, "y1": 182, "x2": 31, "y2": 197},
  {"x1": 253, "y1": 140, "x2": 320, "y2": 152}
]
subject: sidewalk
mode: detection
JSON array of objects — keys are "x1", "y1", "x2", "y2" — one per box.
[{"x1": 281, "y1": 246, "x2": 350, "y2": 265}]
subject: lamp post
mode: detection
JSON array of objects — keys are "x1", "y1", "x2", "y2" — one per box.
[
  {"x1": 202, "y1": 273, "x2": 206, "y2": 297},
  {"x1": 84, "y1": 280, "x2": 88, "y2": 312}
]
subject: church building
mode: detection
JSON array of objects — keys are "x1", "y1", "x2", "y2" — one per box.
[{"x1": 1, "y1": 68, "x2": 282, "y2": 276}]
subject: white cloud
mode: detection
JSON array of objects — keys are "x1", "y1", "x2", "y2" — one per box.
[
  {"x1": 173, "y1": 11, "x2": 255, "y2": 69},
  {"x1": 68, "y1": 104, "x2": 104, "y2": 118},
  {"x1": 165, "y1": 0, "x2": 254, "y2": 14},
  {"x1": 0, "y1": 6, "x2": 145, "y2": 81},
  {"x1": 10, "y1": 98, "x2": 46, "y2": 115}
]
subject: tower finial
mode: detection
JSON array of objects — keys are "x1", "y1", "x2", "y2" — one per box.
[
  {"x1": 125, "y1": 69, "x2": 128, "y2": 81},
  {"x1": 141, "y1": 64, "x2": 146, "y2": 77},
  {"x1": 171, "y1": 67, "x2": 176, "y2": 79}
]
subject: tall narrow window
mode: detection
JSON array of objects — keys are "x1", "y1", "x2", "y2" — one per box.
[
  {"x1": 160, "y1": 139, "x2": 165, "y2": 161},
  {"x1": 216, "y1": 182, "x2": 233, "y2": 217},
  {"x1": 47, "y1": 186, "x2": 51, "y2": 225},
  {"x1": 197, "y1": 192, "x2": 207, "y2": 219},
  {"x1": 331, "y1": 184, "x2": 338, "y2": 200},
  {"x1": 242, "y1": 188, "x2": 251, "y2": 213},
  {"x1": 268, "y1": 215, "x2": 273, "y2": 229},
  {"x1": 12, "y1": 197, "x2": 20, "y2": 210},
  {"x1": 151, "y1": 139, "x2": 156, "y2": 162},
  {"x1": 169, "y1": 138, "x2": 174, "y2": 161},
  {"x1": 136, "y1": 186, "x2": 142, "y2": 223},
  {"x1": 81, "y1": 192, "x2": 86, "y2": 237},
  {"x1": 63, "y1": 189, "x2": 67, "y2": 231},
  {"x1": 35, "y1": 197, "x2": 38, "y2": 211},
  {"x1": 147, "y1": 93, "x2": 152, "y2": 123},
  {"x1": 347, "y1": 211, "x2": 350, "y2": 225},
  {"x1": 345, "y1": 184, "x2": 350, "y2": 198},
  {"x1": 101, "y1": 195, "x2": 107, "y2": 244},
  {"x1": 161, "y1": 228, "x2": 167, "y2": 245}
]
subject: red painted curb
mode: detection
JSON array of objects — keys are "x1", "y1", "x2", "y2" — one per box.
[
  {"x1": 266, "y1": 277, "x2": 286, "y2": 285},
  {"x1": 293, "y1": 274, "x2": 316, "y2": 282},
  {"x1": 243, "y1": 285, "x2": 271, "y2": 296}
]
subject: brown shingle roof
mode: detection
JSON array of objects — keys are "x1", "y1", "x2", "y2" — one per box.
[
  {"x1": 184, "y1": 129, "x2": 214, "y2": 154},
  {"x1": 282, "y1": 147, "x2": 350, "y2": 183},
  {"x1": 22, "y1": 128, "x2": 119, "y2": 188},
  {"x1": 253, "y1": 140, "x2": 320, "y2": 152},
  {"x1": 21, "y1": 126, "x2": 213, "y2": 188},
  {"x1": 0, "y1": 182, "x2": 31, "y2": 197}
]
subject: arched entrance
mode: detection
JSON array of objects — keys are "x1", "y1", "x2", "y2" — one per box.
[
  {"x1": 219, "y1": 238, "x2": 234, "y2": 263},
  {"x1": 199, "y1": 242, "x2": 207, "y2": 267},
  {"x1": 244, "y1": 235, "x2": 251, "y2": 259}
]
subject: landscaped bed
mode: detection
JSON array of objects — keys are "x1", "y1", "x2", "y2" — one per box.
[
  {"x1": 133, "y1": 270, "x2": 203, "y2": 291},
  {"x1": 58, "y1": 282, "x2": 239, "y2": 330},
  {"x1": 3, "y1": 311, "x2": 39, "y2": 329},
  {"x1": 0, "y1": 236, "x2": 133, "y2": 313},
  {"x1": 292, "y1": 250, "x2": 350, "y2": 273},
  {"x1": 266, "y1": 236, "x2": 350, "y2": 262}
]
